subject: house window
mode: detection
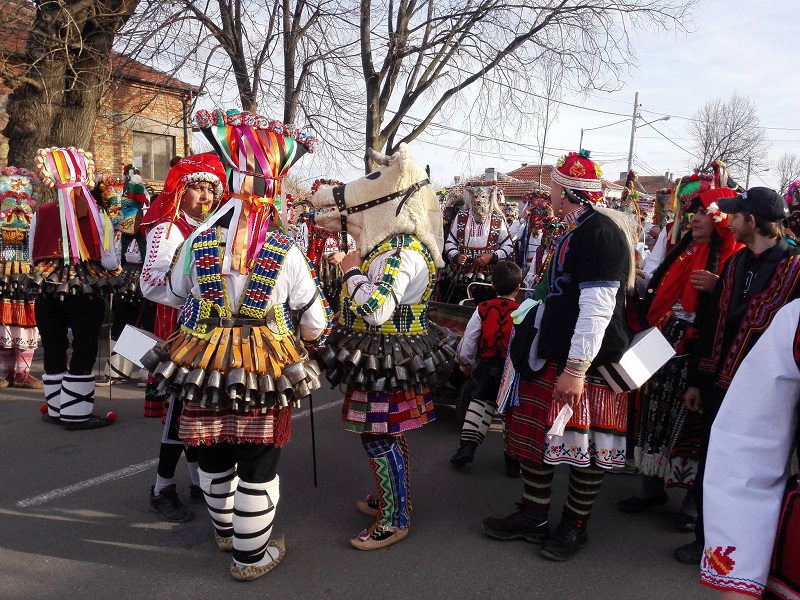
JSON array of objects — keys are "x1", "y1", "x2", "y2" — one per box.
[{"x1": 132, "y1": 131, "x2": 175, "y2": 181}]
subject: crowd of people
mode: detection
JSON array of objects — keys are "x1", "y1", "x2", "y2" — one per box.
[{"x1": 3, "y1": 120, "x2": 797, "y2": 596}]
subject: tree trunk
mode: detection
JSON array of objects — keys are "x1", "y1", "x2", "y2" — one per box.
[{"x1": 4, "y1": 0, "x2": 139, "y2": 172}]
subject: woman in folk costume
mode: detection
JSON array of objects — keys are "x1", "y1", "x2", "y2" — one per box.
[
  {"x1": 619, "y1": 178, "x2": 742, "y2": 530},
  {"x1": 293, "y1": 181, "x2": 357, "y2": 313},
  {"x1": 31, "y1": 147, "x2": 120, "y2": 430},
  {"x1": 484, "y1": 150, "x2": 637, "y2": 561},
  {"x1": 140, "y1": 154, "x2": 228, "y2": 417},
  {"x1": 148, "y1": 109, "x2": 330, "y2": 581},
  {"x1": 139, "y1": 153, "x2": 228, "y2": 522},
  {"x1": 310, "y1": 143, "x2": 455, "y2": 550},
  {"x1": 0, "y1": 167, "x2": 42, "y2": 388}
]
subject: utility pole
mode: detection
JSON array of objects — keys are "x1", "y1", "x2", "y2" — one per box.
[
  {"x1": 627, "y1": 91, "x2": 639, "y2": 173},
  {"x1": 745, "y1": 156, "x2": 752, "y2": 188}
]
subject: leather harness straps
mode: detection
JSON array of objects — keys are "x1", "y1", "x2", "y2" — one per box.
[{"x1": 331, "y1": 178, "x2": 431, "y2": 252}]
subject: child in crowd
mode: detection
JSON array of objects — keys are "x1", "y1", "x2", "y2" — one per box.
[{"x1": 450, "y1": 261, "x2": 521, "y2": 471}]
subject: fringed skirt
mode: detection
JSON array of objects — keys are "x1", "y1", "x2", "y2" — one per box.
[
  {"x1": 0, "y1": 298, "x2": 37, "y2": 349},
  {"x1": 505, "y1": 361, "x2": 627, "y2": 469},
  {"x1": 180, "y1": 404, "x2": 292, "y2": 447},
  {"x1": 342, "y1": 387, "x2": 435, "y2": 435},
  {"x1": 632, "y1": 316, "x2": 701, "y2": 487}
]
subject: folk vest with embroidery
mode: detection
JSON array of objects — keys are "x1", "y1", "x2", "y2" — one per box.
[
  {"x1": 340, "y1": 234, "x2": 436, "y2": 335},
  {"x1": 178, "y1": 227, "x2": 295, "y2": 336},
  {"x1": 477, "y1": 297, "x2": 519, "y2": 360}
]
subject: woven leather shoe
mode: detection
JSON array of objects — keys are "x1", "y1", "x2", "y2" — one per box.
[
  {"x1": 540, "y1": 516, "x2": 588, "y2": 561},
  {"x1": 149, "y1": 484, "x2": 193, "y2": 523},
  {"x1": 350, "y1": 523, "x2": 408, "y2": 551},
  {"x1": 482, "y1": 504, "x2": 549, "y2": 544},
  {"x1": 214, "y1": 530, "x2": 233, "y2": 552},
  {"x1": 229, "y1": 537, "x2": 285, "y2": 581}
]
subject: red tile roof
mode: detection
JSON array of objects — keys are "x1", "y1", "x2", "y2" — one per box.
[
  {"x1": 446, "y1": 173, "x2": 546, "y2": 200},
  {"x1": 506, "y1": 164, "x2": 553, "y2": 189},
  {"x1": 0, "y1": 0, "x2": 198, "y2": 94}
]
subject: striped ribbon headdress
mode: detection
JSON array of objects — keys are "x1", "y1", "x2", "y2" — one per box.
[
  {"x1": 35, "y1": 147, "x2": 112, "y2": 263},
  {"x1": 194, "y1": 108, "x2": 318, "y2": 272}
]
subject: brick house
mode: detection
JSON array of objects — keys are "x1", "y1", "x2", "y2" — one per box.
[{"x1": 0, "y1": 0, "x2": 198, "y2": 190}]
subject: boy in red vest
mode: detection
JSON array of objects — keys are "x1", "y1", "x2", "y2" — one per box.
[{"x1": 450, "y1": 261, "x2": 521, "y2": 467}]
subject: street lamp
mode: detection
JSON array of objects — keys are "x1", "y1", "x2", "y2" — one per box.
[
  {"x1": 579, "y1": 118, "x2": 630, "y2": 153},
  {"x1": 627, "y1": 114, "x2": 671, "y2": 172}
]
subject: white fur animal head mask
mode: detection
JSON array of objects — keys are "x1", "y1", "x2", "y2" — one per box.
[
  {"x1": 310, "y1": 143, "x2": 444, "y2": 267},
  {"x1": 463, "y1": 182, "x2": 503, "y2": 224}
]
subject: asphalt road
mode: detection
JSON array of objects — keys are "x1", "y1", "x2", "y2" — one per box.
[{"x1": 0, "y1": 348, "x2": 716, "y2": 600}]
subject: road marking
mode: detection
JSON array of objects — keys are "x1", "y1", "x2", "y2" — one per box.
[
  {"x1": 17, "y1": 459, "x2": 160, "y2": 507},
  {"x1": 16, "y1": 399, "x2": 341, "y2": 508}
]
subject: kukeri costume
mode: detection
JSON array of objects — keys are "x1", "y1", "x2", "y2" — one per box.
[
  {"x1": 31, "y1": 147, "x2": 120, "y2": 430},
  {"x1": 310, "y1": 143, "x2": 454, "y2": 550},
  {"x1": 699, "y1": 299, "x2": 800, "y2": 599},
  {"x1": 293, "y1": 183, "x2": 356, "y2": 313},
  {"x1": 96, "y1": 175, "x2": 146, "y2": 385},
  {"x1": 508, "y1": 191, "x2": 552, "y2": 289},
  {"x1": 143, "y1": 109, "x2": 330, "y2": 580},
  {"x1": 0, "y1": 167, "x2": 41, "y2": 388},
  {"x1": 139, "y1": 153, "x2": 228, "y2": 521},
  {"x1": 441, "y1": 181, "x2": 513, "y2": 303},
  {"x1": 484, "y1": 151, "x2": 637, "y2": 561}
]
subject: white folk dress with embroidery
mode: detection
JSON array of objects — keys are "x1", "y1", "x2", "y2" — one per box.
[
  {"x1": 166, "y1": 201, "x2": 328, "y2": 343},
  {"x1": 700, "y1": 298, "x2": 800, "y2": 598},
  {"x1": 140, "y1": 213, "x2": 201, "y2": 306}
]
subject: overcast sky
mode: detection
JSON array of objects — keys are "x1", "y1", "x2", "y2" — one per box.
[{"x1": 373, "y1": 0, "x2": 796, "y2": 190}]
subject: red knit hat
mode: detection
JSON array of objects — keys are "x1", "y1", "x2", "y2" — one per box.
[
  {"x1": 140, "y1": 153, "x2": 227, "y2": 234},
  {"x1": 552, "y1": 151, "x2": 603, "y2": 195}
]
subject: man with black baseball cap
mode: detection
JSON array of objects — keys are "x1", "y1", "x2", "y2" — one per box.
[
  {"x1": 717, "y1": 186, "x2": 789, "y2": 222},
  {"x1": 675, "y1": 185, "x2": 800, "y2": 565}
]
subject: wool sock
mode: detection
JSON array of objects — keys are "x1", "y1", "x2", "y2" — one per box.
[
  {"x1": 460, "y1": 399, "x2": 495, "y2": 446},
  {"x1": 563, "y1": 465, "x2": 606, "y2": 522},
  {"x1": 520, "y1": 461, "x2": 554, "y2": 518},
  {"x1": 232, "y1": 476, "x2": 280, "y2": 567},
  {"x1": 153, "y1": 475, "x2": 175, "y2": 497},
  {"x1": 0, "y1": 348, "x2": 14, "y2": 375},
  {"x1": 42, "y1": 372, "x2": 66, "y2": 418},
  {"x1": 199, "y1": 467, "x2": 237, "y2": 540},
  {"x1": 640, "y1": 474, "x2": 666, "y2": 500}
]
